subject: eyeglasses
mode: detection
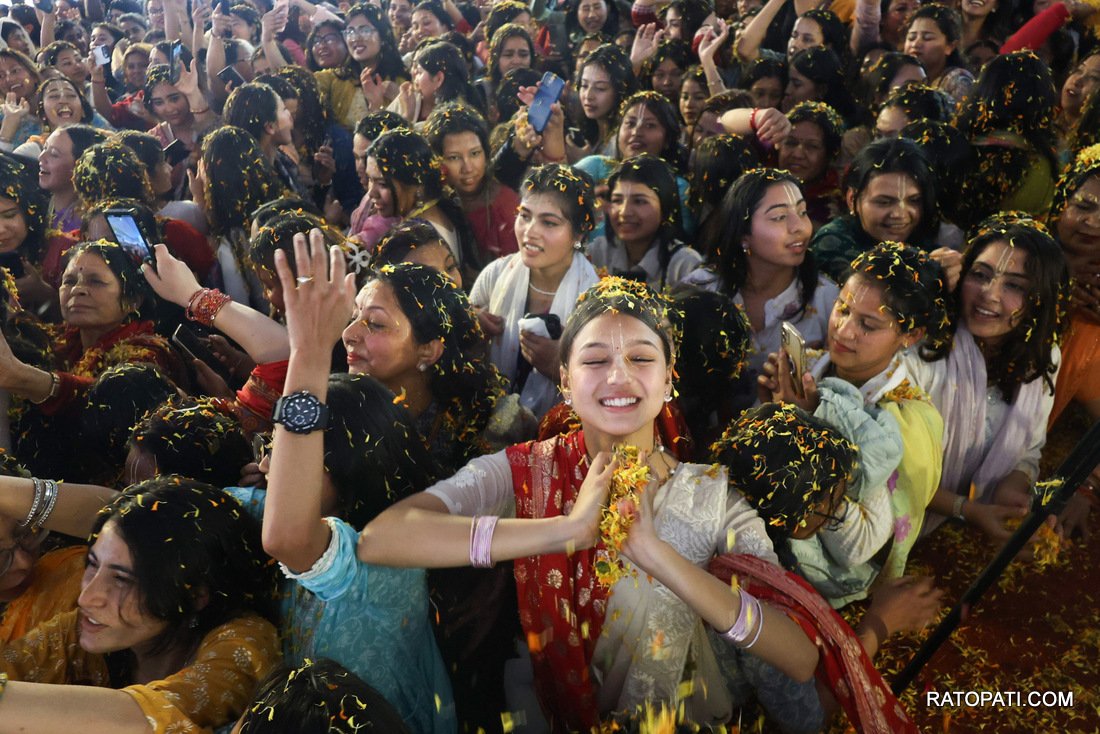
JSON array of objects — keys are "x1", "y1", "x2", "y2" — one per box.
[
  {"x1": 312, "y1": 33, "x2": 345, "y2": 48},
  {"x1": 0, "y1": 527, "x2": 50, "y2": 577},
  {"x1": 343, "y1": 25, "x2": 378, "y2": 40}
]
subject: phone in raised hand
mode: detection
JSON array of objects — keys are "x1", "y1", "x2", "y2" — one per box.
[
  {"x1": 780, "y1": 321, "x2": 807, "y2": 398},
  {"x1": 527, "y1": 72, "x2": 565, "y2": 134}
]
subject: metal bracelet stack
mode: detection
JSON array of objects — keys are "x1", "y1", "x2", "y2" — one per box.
[{"x1": 18, "y1": 477, "x2": 59, "y2": 531}]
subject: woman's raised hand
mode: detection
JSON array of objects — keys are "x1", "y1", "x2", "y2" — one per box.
[
  {"x1": 360, "y1": 68, "x2": 386, "y2": 109},
  {"x1": 630, "y1": 23, "x2": 665, "y2": 71},
  {"x1": 396, "y1": 81, "x2": 417, "y2": 121},
  {"x1": 142, "y1": 243, "x2": 202, "y2": 306},
  {"x1": 928, "y1": 247, "x2": 962, "y2": 291},
  {"x1": 275, "y1": 228, "x2": 357, "y2": 358},
  {"x1": 566, "y1": 451, "x2": 616, "y2": 550},
  {"x1": 619, "y1": 468, "x2": 665, "y2": 573},
  {"x1": 697, "y1": 18, "x2": 728, "y2": 63},
  {"x1": 175, "y1": 58, "x2": 201, "y2": 97},
  {"x1": 757, "y1": 348, "x2": 820, "y2": 412},
  {"x1": 750, "y1": 107, "x2": 790, "y2": 148}
]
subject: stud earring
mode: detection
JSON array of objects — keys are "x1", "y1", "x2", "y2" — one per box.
[
  {"x1": 417, "y1": 363, "x2": 429, "y2": 372},
  {"x1": 562, "y1": 390, "x2": 572, "y2": 406},
  {"x1": 663, "y1": 392, "x2": 673, "y2": 403},
  {"x1": 573, "y1": 241, "x2": 583, "y2": 251}
]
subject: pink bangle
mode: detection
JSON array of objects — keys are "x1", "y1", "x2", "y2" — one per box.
[
  {"x1": 469, "y1": 515, "x2": 499, "y2": 568},
  {"x1": 719, "y1": 589, "x2": 762, "y2": 646}
]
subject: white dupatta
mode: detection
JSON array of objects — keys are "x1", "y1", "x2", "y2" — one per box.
[
  {"x1": 936, "y1": 326, "x2": 1052, "y2": 503},
  {"x1": 486, "y1": 251, "x2": 598, "y2": 418}
]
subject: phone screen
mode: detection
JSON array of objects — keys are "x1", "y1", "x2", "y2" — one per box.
[
  {"x1": 169, "y1": 41, "x2": 183, "y2": 83},
  {"x1": 105, "y1": 213, "x2": 154, "y2": 264}
]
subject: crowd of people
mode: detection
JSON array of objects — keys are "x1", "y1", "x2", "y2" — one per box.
[{"x1": 0, "y1": 0, "x2": 1097, "y2": 729}]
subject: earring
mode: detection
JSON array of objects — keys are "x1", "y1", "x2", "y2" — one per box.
[
  {"x1": 188, "y1": 616, "x2": 199, "y2": 629},
  {"x1": 417, "y1": 363, "x2": 429, "y2": 372},
  {"x1": 562, "y1": 390, "x2": 572, "y2": 406},
  {"x1": 663, "y1": 392, "x2": 673, "y2": 403},
  {"x1": 741, "y1": 241, "x2": 750, "y2": 254},
  {"x1": 573, "y1": 241, "x2": 583, "y2": 251}
]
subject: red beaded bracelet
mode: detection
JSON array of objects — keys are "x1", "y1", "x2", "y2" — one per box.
[
  {"x1": 749, "y1": 108, "x2": 760, "y2": 134},
  {"x1": 186, "y1": 288, "x2": 232, "y2": 327}
]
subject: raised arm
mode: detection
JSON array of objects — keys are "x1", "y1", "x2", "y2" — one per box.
[
  {"x1": 260, "y1": 230, "x2": 355, "y2": 573},
  {"x1": 735, "y1": 0, "x2": 786, "y2": 63},
  {"x1": 143, "y1": 244, "x2": 291, "y2": 364}
]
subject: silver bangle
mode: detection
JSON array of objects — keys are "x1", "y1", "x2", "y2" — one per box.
[
  {"x1": 18, "y1": 478, "x2": 44, "y2": 529},
  {"x1": 952, "y1": 495, "x2": 966, "y2": 521},
  {"x1": 34, "y1": 480, "x2": 59, "y2": 530}
]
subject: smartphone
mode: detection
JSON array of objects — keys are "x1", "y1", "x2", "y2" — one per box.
[
  {"x1": 322, "y1": 135, "x2": 332, "y2": 149},
  {"x1": 92, "y1": 45, "x2": 112, "y2": 66},
  {"x1": 168, "y1": 39, "x2": 183, "y2": 84},
  {"x1": 217, "y1": 64, "x2": 246, "y2": 88},
  {"x1": 527, "y1": 72, "x2": 565, "y2": 134},
  {"x1": 519, "y1": 312, "x2": 563, "y2": 340},
  {"x1": 163, "y1": 139, "x2": 190, "y2": 166},
  {"x1": 780, "y1": 321, "x2": 806, "y2": 398},
  {"x1": 34, "y1": 0, "x2": 55, "y2": 13},
  {"x1": 103, "y1": 209, "x2": 156, "y2": 266},
  {"x1": 172, "y1": 324, "x2": 221, "y2": 366}
]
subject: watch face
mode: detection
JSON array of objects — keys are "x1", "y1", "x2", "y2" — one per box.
[
  {"x1": 283, "y1": 396, "x2": 319, "y2": 431},
  {"x1": 279, "y1": 393, "x2": 323, "y2": 432}
]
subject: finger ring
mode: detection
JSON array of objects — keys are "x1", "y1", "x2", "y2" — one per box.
[{"x1": 296, "y1": 276, "x2": 314, "y2": 284}]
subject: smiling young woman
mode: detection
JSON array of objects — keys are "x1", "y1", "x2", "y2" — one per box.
[
  {"x1": 358, "y1": 276, "x2": 825, "y2": 731},
  {"x1": 901, "y1": 219, "x2": 1071, "y2": 544}
]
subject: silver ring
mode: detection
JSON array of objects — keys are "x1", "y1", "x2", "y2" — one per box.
[{"x1": 296, "y1": 276, "x2": 314, "y2": 285}]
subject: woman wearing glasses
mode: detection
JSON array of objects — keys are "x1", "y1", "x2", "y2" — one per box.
[
  {"x1": 345, "y1": 4, "x2": 408, "y2": 113},
  {"x1": 306, "y1": 19, "x2": 368, "y2": 131}
]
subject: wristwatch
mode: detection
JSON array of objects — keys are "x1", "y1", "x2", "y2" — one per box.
[{"x1": 272, "y1": 390, "x2": 330, "y2": 434}]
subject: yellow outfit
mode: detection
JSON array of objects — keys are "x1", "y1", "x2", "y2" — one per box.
[
  {"x1": 0, "y1": 546, "x2": 86, "y2": 645},
  {"x1": 313, "y1": 70, "x2": 368, "y2": 131},
  {"x1": 0, "y1": 610, "x2": 279, "y2": 733}
]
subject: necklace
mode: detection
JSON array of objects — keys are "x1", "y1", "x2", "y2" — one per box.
[{"x1": 528, "y1": 282, "x2": 558, "y2": 296}]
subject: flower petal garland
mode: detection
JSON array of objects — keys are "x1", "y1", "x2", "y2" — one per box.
[{"x1": 595, "y1": 445, "x2": 650, "y2": 588}]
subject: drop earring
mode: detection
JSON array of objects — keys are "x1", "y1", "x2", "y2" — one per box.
[{"x1": 562, "y1": 390, "x2": 572, "y2": 406}]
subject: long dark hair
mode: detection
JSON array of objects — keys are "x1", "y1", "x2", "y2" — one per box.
[
  {"x1": 578, "y1": 43, "x2": 638, "y2": 145},
  {"x1": 616, "y1": 90, "x2": 685, "y2": 171},
  {"x1": 367, "y1": 128, "x2": 480, "y2": 273},
  {"x1": 858, "y1": 51, "x2": 924, "y2": 110},
  {"x1": 74, "y1": 141, "x2": 156, "y2": 209},
  {"x1": 0, "y1": 152, "x2": 49, "y2": 262},
  {"x1": 788, "y1": 47, "x2": 860, "y2": 125},
  {"x1": 91, "y1": 477, "x2": 277, "y2": 679},
  {"x1": 606, "y1": 154, "x2": 684, "y2": 288},
  {"x1": 273, "y1": 65, "x2": 329, "y2": 158},
  {"x1": 367, "y1": 263, "x2": 506, "y2": 470},
  {"x1": 200, "y1": 126, "x2": 283, "y2": 236},
  {"x1": 324, "y1": 372, "x2": 441, "y2": 526},
  {"x1": 705, "y1": 169, "x2": 821, "y2": 312},
  {"x1": 346, "y1": 2, "x2": 406, "y2": 82},
  {"x1": 955, "y1": 220, "x2": 1069, "y2": 396},
  {"x1": 415, "y1": 40, "x2": 485, "y2": 116},
  {"x1": 953, "y1": 51, "x2": 1059, "y2": 229},
  {"x1": 688, "y1": 135, "x2": 759, "y2": 249},
  {"x1": 223, "y1": 81, "x2": 281, "y2": 143},
  {"x1": 486, "y1": 23, "x2": 534, "y2": 87}
]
